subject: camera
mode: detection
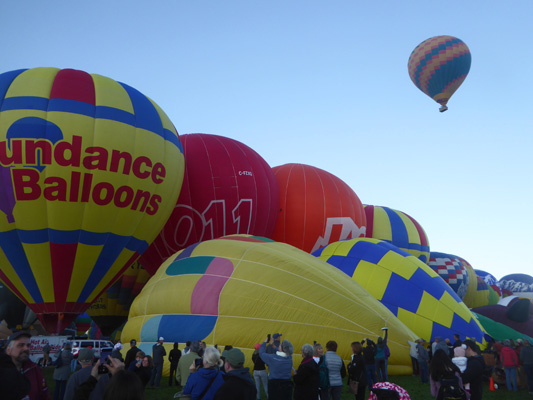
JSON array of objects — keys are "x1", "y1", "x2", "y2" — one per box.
[
  {"x1": 267, "y1": 334, "x2": 271, "y2": 343},
  {"x1": 194, "y1": 358, "x2": 203, "y2": 368},
  {"x1": 98, "y1": 349, "x2": 112, "y2": 374}
]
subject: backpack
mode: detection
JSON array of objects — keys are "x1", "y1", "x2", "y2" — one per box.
[
  {"x1": 318, "y1": 357, "x2": 330, "y2": 390},
  {"x1": 436, "y1": 375, "x2": 468, "y2": 400}
]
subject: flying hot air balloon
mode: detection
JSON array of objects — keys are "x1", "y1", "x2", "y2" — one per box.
[
  {"x1": 0, "y1": 68, "x2": 185, "y2": 333},
  {"x1": 408, "y1": 35, "x2": 471, "y2": 112}
]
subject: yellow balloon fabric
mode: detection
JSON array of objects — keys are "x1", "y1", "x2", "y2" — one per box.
[{"x1": 122, "y1": 235, "x2": 417, "y2": 375}]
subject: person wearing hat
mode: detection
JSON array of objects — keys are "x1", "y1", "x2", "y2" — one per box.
[
  {"x1": 53, "y1": 341, "x2": 74, "y2": 400},
  {"x1": 251, "y1": 343, "x2": 267, "y2": 400},
  {"x1": 149, "y1": 336, "x2": 166, "y2": 388},
  {"x1": 461, "y1": 340, "x2": 485, "y2": 400},
  {"x1": 0, "y1": 331, "x2": 49, "y2": 400},
  {"x1": 64, "y1": 348, "x2": 109, "y2": 400},
  {"x1": 259, "y1": 335, "x2": 294, "y2": 400},
  {"x1": 124, "y1": 339, "x2": 139, "y2": 370},
  {"x1": 214, "y1": 347, "x2": 256, "y2": 399},
  {"x1": 266, "y1": 333, "x2": 282, "y2": 354}
]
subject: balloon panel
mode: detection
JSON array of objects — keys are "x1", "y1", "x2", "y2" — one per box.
[
  {"x1": 123, "y1": 235, "x2": 417, "y2": 375},
  {"x1": 428, "y1": 252, "x2": 469, "y2": 300},
  {"x1": 314, "y1": 239, "x2": 487, "y2": 345},
  {"x1": 500, "y1": 274, "x2": 533, "y2": 296},
  {"x1": 271, "y1": 164, "x2": 366, "y2": 253},
  {"x1": 140, "y1": 134, "x2": 279, "y2": 274},
  {"x1": 74, "y1": 312, "x2": 91, "y2": 336},
  {"x1": 0, "y1": 68, "x2": 185, "y2": 332},
  {"x1": 364, "y1": 205, "x2": 429, "y2": 263},
  {"x1": 408, "y1": 35, "x2": 471, "y2": 107}
]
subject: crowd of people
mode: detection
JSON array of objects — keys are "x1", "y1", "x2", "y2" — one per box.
[{"x1": 2, "y1": 328, "x2": 532, "y2": 400}]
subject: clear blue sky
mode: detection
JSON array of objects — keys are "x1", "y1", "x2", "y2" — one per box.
[{"x1": 1, "y1": 1, "x2": 531, "y2": 280}]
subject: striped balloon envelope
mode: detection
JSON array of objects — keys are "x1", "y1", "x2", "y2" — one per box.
[
  {"x1": 0, "y1": 68, "x2": 185, "y2": 332},
  {"x1": 408, "y1": 35, "x2": 471, "y2": 112},
  {"x1": 428, "y1": 252, "x2": 470, "y2": 299},
  {"x1": 364, "y1": 205, "x2": 430, "y2": 264}
]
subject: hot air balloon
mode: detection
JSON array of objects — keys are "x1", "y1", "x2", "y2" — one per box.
[
  {"x1": 313, "y1": 239, "x2": 488, "y2": 345},
  {"x1": 0, "y1": 68, "x2": 185, "y2": 333},
  {"x1": 74, "y1": 312, "x2": 91, "y2": 336},
  {"x1": 500, "y1": 274, "x2": 533, "y2": 300},
  {"x1": 139, "y1": 133, "x2": 279, "y2": 274},
  {"x1": 87, "y1": 261, "x2": 150, "y2": 335},
  {"x1": 272, "y1": 163, "x2": 366, "y2": 253},
  {"x1": 364, "y1": 205, "x2": 430, "y2": 263},
  {"x1": 428, "y1": 252, "x2": 470, "y2": 300},
  {"x1": 408, "y1": 35, "x2": 471, "y2": 112},
  {"x1": 123, "y1": 235, "x2": 417, "y2": 376}
]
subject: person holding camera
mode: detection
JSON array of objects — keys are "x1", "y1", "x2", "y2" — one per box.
[
  {"x1": 180, "y1": 346, "x2": 225, "y2": 400},
  {"x1": 259, "y1": 334, "x2": 294, "y2": 400},
  {"x1": 64, "y1": 348, "x2": 109, "y2": 400},
  {"x1": 177, "y1": 341, "x2": 201, "y2": 387}
]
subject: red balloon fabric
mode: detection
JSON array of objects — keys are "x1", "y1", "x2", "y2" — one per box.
[
  {"x1": 140, "y1": 134, "x2": 280, "y2": 274},
  {"x1": 271, "y1": 163, "x2": 366, "y2": 253}
]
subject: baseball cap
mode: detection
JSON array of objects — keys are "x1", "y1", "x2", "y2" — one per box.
[
  {"x1": 273, "y1": 333, "x2": 282, "y2": 340},
  {"x1": 130, "y1": 339, "x2": 137, "y2": 345},
  {"x1": 158, "y1": 337, "x2": 164, "y2": 341},
  {"x1": 8, "y1": 331, "x2": 31, "y2": 344},
  {"x1": 222, "y1": 348, "x2": 245, "y2": 368},
  {"x1": 78, "y1": 348, "x2": 95, "y2": 361}
]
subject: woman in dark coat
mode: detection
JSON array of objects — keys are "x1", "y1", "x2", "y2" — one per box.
[
  {"x1": 347, "y1": 342, "x2": 367, "y2": 400},
  {"x1": 293, "y1": 344, "x2": 319, "y2": 400}
]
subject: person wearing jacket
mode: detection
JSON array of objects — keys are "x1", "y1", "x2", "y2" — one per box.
[
  {"x1": 64, "y1": 348, "x2": 109, "y2": 400},
  {"x1": 500, "y1": 339, "x2": 519, "y2": 391},
  {"x1": 54, "y1": 342, "x2": 74, "y2": 400},
  {"x1": 251, "y1": 343, "x2": 267, "y2": 399},
  {"x1": 1, "y1": 331, "x2": 49, "y2": 400},
  {"x1": 417, "y1": 339, "x2": 430, "y2": 384},
  {"x1": 362, "y1": 338, "x2": 377, "y2": 388},
  {"x1": 168, "y1": 343, "x2": 182, "y2": 386},
  {"x1": 124, "y1": 339, "x2": 139, "y2": 370},
  {"x1": 407, "y1": 339, "x2": 419, "y2": 376},
  {"x1": 324, "y1": 340, "x2": 346, "y2": 400},
  {"x1": 182, "y1": 346, "x2": 225, "y2": 400},
  {"x1": 259, "y1": 336, "x2": 293, "y2": 400},
  {"x1": 429, "y1": 349, "x2": 467, "y2": 398},
  {"x1": 347, "y1": 342, "x2": 367, "y2": 400},
  {"x1": 462, "y1": 340, "x2": 485, "y2": 400},
  {"x1": 520, "y1": 339, "x2": 533, "y2": 394},
  {"x1": 149, "y1": 336, "x2": 166, "y2": 388},
  {"x1": 375, "y1": 328, "x2": 388, "y2": 381},
  {"x1": 214, "y1": 348, "x2": 256, "y2": 400},
  {"x1": 292, "y1": 344, "x2": 319, "y2": 400},
  {"x1": 177, "y1": 341, "x2": 201, "y2": 387}
]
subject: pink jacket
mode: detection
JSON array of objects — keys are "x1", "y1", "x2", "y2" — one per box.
[{"x1": 501, "y1": 346, "x2": 519, "y2": 368}]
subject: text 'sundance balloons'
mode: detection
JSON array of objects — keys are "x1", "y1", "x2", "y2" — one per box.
[
  {"x1": 314, "y1": 238, "x2": 488, "y2": 345},
  {"x1": 364, "y1": 205, "x2": 430, "y2": 263},
  {"x1": 139, "y1": 134, "x2": 279, "y2": 274},
  {"x1": 408, "y1": 35, "x2": 471, "y2": 112},
  {"x1": 0, "y1": 68, "x2": 185, "y2": 332},
  {"x1": 123, "y1": 235, "x2": 417, "y2": 376},
  {"x1": 272, "y1": 163, "x2": 366, "y2": 253}
]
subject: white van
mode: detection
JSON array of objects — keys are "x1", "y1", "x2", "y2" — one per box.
[{"x1": 71, "y1": 339, "x2": 114, "y2": 358}]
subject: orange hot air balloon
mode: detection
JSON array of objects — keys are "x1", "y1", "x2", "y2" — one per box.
[{"x1": 271, "y1": 163, "x2": 366, "y2": 253}]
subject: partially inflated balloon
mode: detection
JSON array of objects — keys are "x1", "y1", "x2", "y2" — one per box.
[
  {"x1": 0, "y1": 68, "x2": 185, "y2": 332},
  {"x1": 74, "y1": 313, "x2": 91, "y2": 336},
  {"x1": 408, "y1": 35, "x2": 471, "y2": 112},
  {"x1": 500, "y1": 274, "x2": 533, "y2": 300},
  {"x1": 139, "y1": 134, "x2": 279, "y2": 274},
  {"x1": 428, "y1": 252, "x2": 470, "y2": 300},
  {"x1": 314, "y1": 239, "x2": 487, "y2": 345},
  {"x1": 87, "y1": 262, "x2": 150, "y2": 335},
  {"x1": 272, "y1": 164, "x2": 366, "y2": 253},
  {"x1": 364, "y1": 205, "x2": 430, "y2": 263},
  {"x1": 123, "y1": 235, "x2": 417, "y2": 376}
]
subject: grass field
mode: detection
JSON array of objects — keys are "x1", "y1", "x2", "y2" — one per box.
[{"x1": 42, "y1": 366, "x2": 532, "y2": 399}]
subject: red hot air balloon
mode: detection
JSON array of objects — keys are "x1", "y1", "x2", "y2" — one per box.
[
  {"x1": 271, "y1": 163, "x2": 366, "y2": 253},
  {"x1": 139, "y1": 134, "x2": 280, "y2": 274}
]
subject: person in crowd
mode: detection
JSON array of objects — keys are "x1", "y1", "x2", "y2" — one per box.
[
  {"x1": 453, "y1": 334, "x2": 463, "y2": 348},
  {"x1": 375, "y1": 328, "x2": 388, "y2": 381},
  {"x1": 429, "y1": 349, "x2": 467, "y2": 399},
  {"x1": 520, "y1": 339, "x2": 533, "y2": 395},
  {"x1": 183, "y1": 341, "x2": 191, "y2": 356},
  {"x1": 417, "y1": 339, "x2": 430, "y2": 384},
  {"x1": 500, "y1": 339, "x2": 519, "y2": 392},
  {"x1": 181, "y1": 346, "x2": 225, "y2": 400},
  {"x1": 124, "y1": 339, "x2": 139, "y2": 370},
  {"x1": 259, "y1": 335, "x2": 293, "y2": 399},
  {"x1": 251, "y1": 343, "x2": 268, "y2": 399},
  {"x1": 445, "y1": 338, "x2": 454, "y2": 358},
  {"x1": 113, "y1": 340, "x2": 123, "y2": 352},
  {"x1": 1, "y1": 331, "x2": 49, "y2": 400},
  {"x1": 347, "y1": 342, "x2": 367, "y2": 400},
  {"x1": 168, "y1": 343, "x2": 182, "y2": 386},
  {"x1": 64, "y1": 348, "x2": 109, "y2": 400},
  {"x1": 148, "y1": 336, "x2": 166, "y2": 388},
  {"x1": 452, "y1": 346, "x2": 469, "y2": 393},
  {"x1": 214, "y1": 347, "x2": 256, "y2": 399},
  {"x1": 177, "y1": 340, "x2": 201, "y2": 388},
  {"x1": 407, "y1": 339, "x2": 419, "y2": 376},
  {"x1": 293, "y1": 344, "x2": 319, "y2": 400},
  {"x1": 461, "y1": 340, "x2": 485, "y2": 400},
  {"x1": 324, "y1": 340, "x2": 346, "y2": 400},
  {"x1": 128, "y1": 352, "x2": 153, "y2": 386},
  {"x1": 43, "y1": 340, "x2": 51, "y2": 367},
  {"x1": 313, "y1": 343, "x2": 327, "y2": 399},
  {"x1": 362, "y1": 338, "x2": 377, "y2": 388},
  {"x1": 433, "y1": 337, "x2": 449, "y2": 357},
  {"x1": 198, "y1": 341, "x2": 207, "y2": 358},
  {"x1": 73, "y1": 356, "x2": 144, "y2": 400},
  {"x1": 313, "y1": 343, "x2": 323, "y2": 364},
  {"x1": 54, "y1": 342, "x2": 74, "y2": 400},
  {"x1": 266, "y1": 333, "x2": 282, "y2": 354}
]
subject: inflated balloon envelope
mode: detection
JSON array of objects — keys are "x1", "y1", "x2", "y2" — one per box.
[
  {"x1": 123, "y1": 235, "x2": 417, "y2": 376},
  {"x1": 0, "y1": 68, "x2": 185, "y2": 333}
]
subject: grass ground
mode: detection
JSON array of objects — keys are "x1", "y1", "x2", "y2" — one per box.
[{"x1": 42, "y1": 366, "x2": 532, "y2": 399}]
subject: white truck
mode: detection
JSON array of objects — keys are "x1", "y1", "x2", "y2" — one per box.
[{"x1": 29, "y1": 335, "x2": 70, "y2": 365}]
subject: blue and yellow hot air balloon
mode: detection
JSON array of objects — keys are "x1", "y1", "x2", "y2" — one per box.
[
  {"x1": 0, "y1": 68, "x2": 185, "y2": 333},
  {"x1": 408, "y1": 35, "x2": 471, "y2": 112}
]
